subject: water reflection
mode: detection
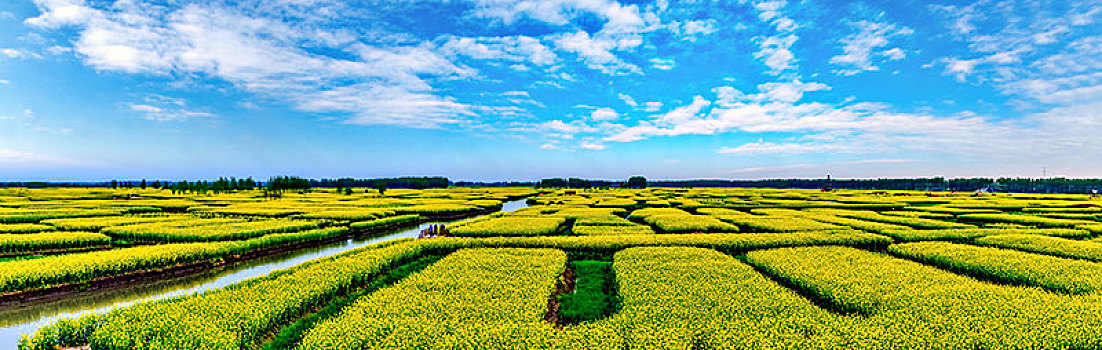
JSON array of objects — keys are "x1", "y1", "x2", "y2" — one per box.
[{"x1": 0, "y1": 200, "x2": 528, "y2": 348}]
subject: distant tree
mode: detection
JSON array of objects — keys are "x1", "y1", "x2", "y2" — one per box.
[
  {"x1": 624, "y1": 176, "x2": 647, "y2": 189},
  {"x1": 110, "y1": 180, "x2": 118, "y2": 189},
  {"x1": 267, "y1": 176, "x2": 311, "y2": 194},
  {"x1": 535, "y1": 178, "x2": 568, "y2": 188},
  {"x1": 152, "y1": 180, "x2": 162, "y2": 189},
  {"x1": 140, "y1": 179, "x2": 147, "y2": 189},
  {"x1": 344, "y1": 187, "x2": 353, "y2": 195},
  {"x1": 567, "y1": 178, "x2": 592, "y2": 189}
]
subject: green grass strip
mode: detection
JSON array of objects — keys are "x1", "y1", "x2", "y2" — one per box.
[
  {"x1": 559, "y1": 260, "x2": 614, "y2": 324},
  {"x1": 260, "y1": 253, "x2": 447, "y2": 350}
]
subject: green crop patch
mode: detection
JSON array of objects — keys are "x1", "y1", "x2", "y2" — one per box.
[
  {"x1": 17, "y1": 187, "x2": 1102, "y2": 349},
  {"x1": 571, "y1": 225, "x2": 656, "y2": 236},
  {"x1": 558, "y1": 260, "x2": 615, "y2": 324},
  {"x1": 974, "y1": 234, "x2": 1102, "y2": 262},
  {"x1": 889, "y1": 241, "x2": 1102, "y2": 294},
  {"x1": 0, "y1": 223, "x2": 57, "y2": 234},
  {"x1": 958, "y1": 213, "x2": 1096, "y2": 228},
  {"x1": 715, "y1": 215, "x2": 847, "y2": 232},
  {"x1": 102, "y1": 219, "x2": 320, "y2": 243},
  {"x1": 0, "y1": 231, "x2": 110, "y2": 256},
  {"x1": 449, "y1": 217, "x2": 566, "y2": 237},
  {"x1": 295, "y1": 248, "x2": 566, "y2": 349},
  {"x1": 641, "y1": 214, "x2": 740, "y2": 233}
]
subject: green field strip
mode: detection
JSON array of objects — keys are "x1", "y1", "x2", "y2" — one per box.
[
  {"x1": 973, "y1": 234, "x2": 1102, "y2": 262},
  {"x1": 829, "y1": 210, "x2": 975, "y2": 229},
  {"x1": 744, "y1": 245, "x2": 1102, "y2": 349},
  {"x1": 294, "y1": 248, "x2": 566, "y2": 349},
  {"x1": 877, "y1": 227, "x2": 1091, "y2": 242},
  {"x1": 67, "y1": 240, "x2": 432, "y2": 350},
  {"x1": 449, "y1": 217, "x2": 566, "y2": 237},
  {"x1": 889, "y1": 241, "x2": 1102, "y2": 293},
  {"x1": 560, "y1": 246, "x2": 847, "y2": 349},
  {"x1": 557, "y1": 260, "x2": 616, "y2": 324},
  {"x1": 0, "y1": 231, "x2": 111, "y2": 256},
  {"x1": 260, "y1": 253, "x2": 448, "y2": 350}
]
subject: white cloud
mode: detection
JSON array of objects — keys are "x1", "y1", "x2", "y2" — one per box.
[
  {"x1": 728, "y1": 159, "x2": 916, "y2": 176},
  {"x1": 752, "y1": 80, "x2": 831, "y2": 103},
  {"x1": 551, "y1": 30, "x2": 641, "y2": 75},
  {"x1": 650, "y1": 58, "x2": 674, "y2": 70},
  {"x1": 618, "y1": 93, "x2": 662, "y2": 112},
  {"x1": 670, "y1": 19, "x2": 717, "y2": 42},
  {"x1": 591, "y1": 107, "x2": 619, "y2": 121},
  {"x1": 0, "y1": 148, "x2": 87, "y2": 168},
  {"x1": 618, "y1": 93, "x2": 637, "y2": 108},
  {"x1": 580, "y1": 140, "x2": 606, "y2": 150},
  {"x1": 754, "y1": 0, "x2": 798, "y2": 32},
  {"x1": 0, "y1": 79, "x2": 8, "y2": 85},
  {"x1": 830, "y1": 18, "x2": 913, "y2": 76},
  {"x1": 0, "y1": 48, "x2": 36, "y2": 58},
  {"x1": 471, "y1": 0, "x2": 648, "y2": 31},
  {"x1": 605, "y1": 95, "x2": 710, "y2": 142},
  {"x1": 755, "y1": 35, "x2": 798, "y2": 75},
  {"x1": 127, "y1": 95, "x2": 215, "y2": 122},
  {"x1": 595, "y1": 74, "x2": 1102, "y2": 169},
  {"x1": 438, "y1": 35, "x2": 557, "y2": 66},
  {"x1": 25, "y1": 1, "x2": 477, "y2": 128},
  {"x1": 881, "y1": 48, "x2": 905, "y2": 60},
  {"x1": 930, "y1": 0, "x2": 1102, "y2": 107},
  {"x1": 718, "y1": 140, "x2": 857, "y2": 155},
  {"x1": 641, "y1": 101, "x2": 663, "y2": 112},
  {"x1": 540, "y1": 119, "x2": 596, "y2": 134},
  {"x1": 473, "y1": 0, "x2": 657, "y2": 76}
]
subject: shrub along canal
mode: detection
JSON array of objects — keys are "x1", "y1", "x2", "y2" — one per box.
[{"x1": 0, "y1": 199, "x2": 530, "y2": 348}]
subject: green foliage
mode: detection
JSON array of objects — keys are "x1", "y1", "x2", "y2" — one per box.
[
  {"x1": 41, "y1": 215, "x2": 190, "y2": 231},
  {"x1": 18, "y1": 313, "x2": 104, "y2": 350},
  {"x1": 348, "y1": 214, "x2": 420, "y2": 231},
  {"x1": 827, "y1": 210, "x2": 975, "y2": 229},
  {"x1": 974, "y1": 234, "x2": 1102, "y2": 262},
  {"x1": 0, "y1": 223, "x2": 57, "y2": 233},
  {"x1": 295, "y1": 248, "x2": 566, "y2": 349},
  {"x1": 623, "y1": 176, "x2": 647, "y2": 189},
  {"x1": 450, "y1": 217, "x2": 566, "y2": 237},
  {"x1": 958, "y1": 213, "x2": 1096, "y2": 228},
  {"x1": 571, "y1": 225, "x2": 655, "y2": 236},
  {"x1": 86, "y1": 240, "x2": 429, "y2": 350},
  {"x1": 0, "y1": 209, "x2": 123, "y2": 224},
  {"x1": 878, "y1": 228, "x2": 1090, "y2": 241},
  {"x1": 559, "y1": 260, "x2": 613, "y2": 324},
  {"x1": 102, "y1": 219, "x2": 319, "y2": 243},
  {"x1": 0, "y1": 227, "x2": 350, "y2": 293},
  {"x1": 744, "y1": 245, "x2": 1102, "y2": 348},
  {"x1": 0, "y1": 231, "x2": 111, "y2": 255},
  {"x1": 261, "y1": 253, "x2": 447, "y2": 350},
  {"x1": 889, "y1": 241, "x2": 1102, "y2": 294}
]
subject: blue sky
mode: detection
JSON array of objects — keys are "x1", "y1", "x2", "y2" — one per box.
[{"x1": 0, "y1": 0, "x2": 1099, "y2": 181}]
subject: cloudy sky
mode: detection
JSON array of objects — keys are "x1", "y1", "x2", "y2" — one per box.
[{"x1": 0, "y1": 0, "x2": 1099, "y2": 181}]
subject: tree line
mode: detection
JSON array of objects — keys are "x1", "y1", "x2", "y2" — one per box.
[
  {"x1": 5, "y1": 176, "x2": 1102, "y2": 194},
  {"x1": 535, "y1": 176, "x2": 647, "y2": 189},
  {"x1": 310, "y1": 177, "x2": 449, "y2": 189},
  {"x1": 649, "y1": 177, "x2": 1102, "y2": 194}
]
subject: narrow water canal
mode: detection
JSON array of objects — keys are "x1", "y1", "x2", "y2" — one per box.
[{"x1": 0, "y1": 199, "x2": 529, "y2": 348}]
